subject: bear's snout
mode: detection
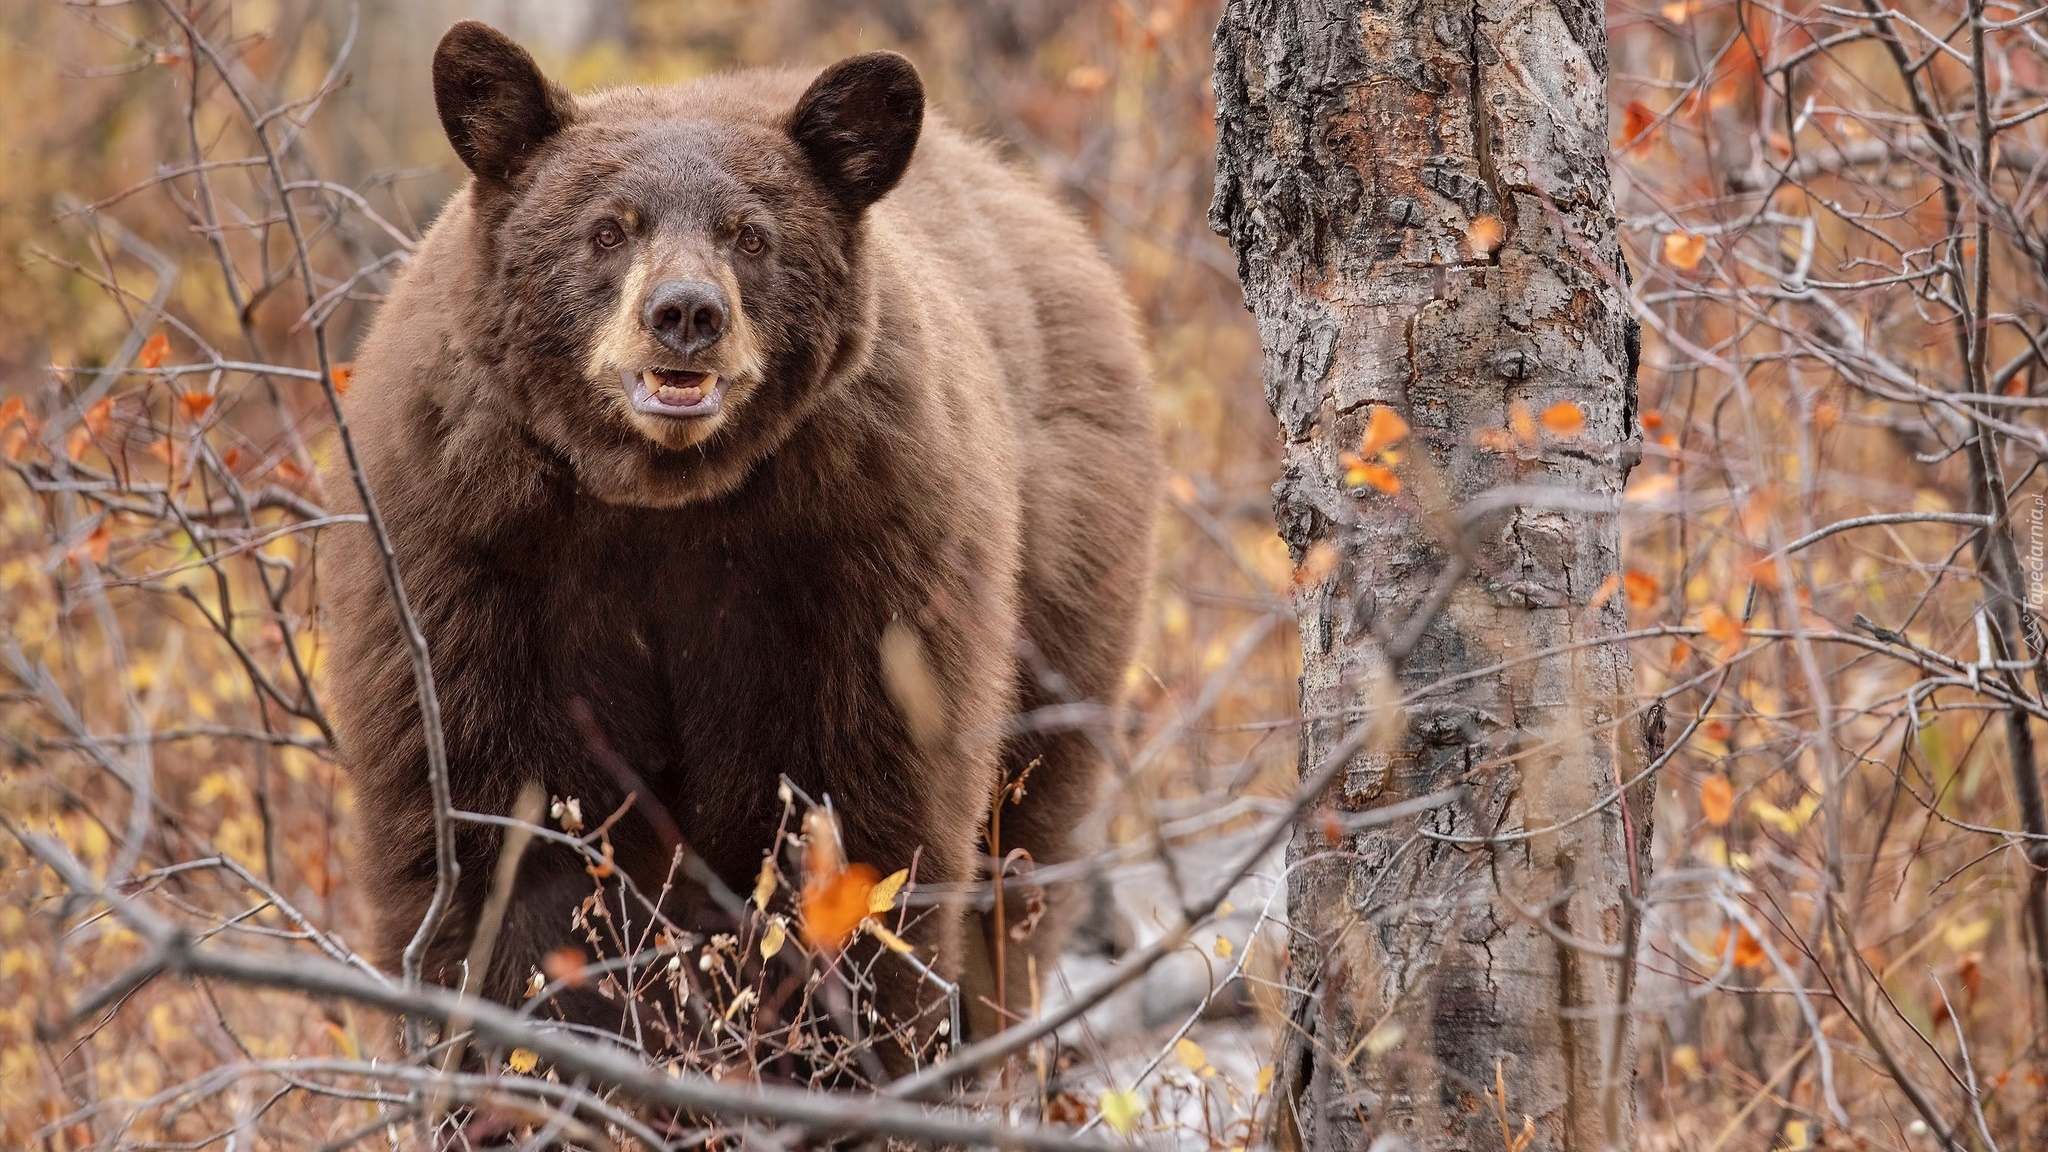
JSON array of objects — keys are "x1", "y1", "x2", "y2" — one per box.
[{"x1": 641, "y1": 279, "x2": 728, "y2": 357}]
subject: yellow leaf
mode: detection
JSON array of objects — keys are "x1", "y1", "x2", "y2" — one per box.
[
  {"x1": 1539, "y1": 401, "x2": 1583, "y2": 435},
  {"x1": 1214, "y1": 934, "x2": 1233, "y2": 959},
  {"x1": 1750, "y1": 794, "x2": 1818, "y2": 834},
  {"x1": 1174, "y1": 1037, "x2": 1207, "y2": 1071},
  {"x1": 760, "y1": 917, "x2": 787, "y2": 960},
  {"x1": 1468, "y1": 214, "x2": 1505, "y2": 257},
  {"x1": 1255, "y1": 1064, "x2": 1274, "y2": 1095},
  {"x1": 1943, "y1": 918, "x2": 1991, "y2": 952},
  {"x1": 753, "y1": 855, "x2": 778, "y2": 908},
  {"x1": 867, "y1": 868, "x2": 909, "y2": 914},
  {"x1": 1670, "y1": 1044, "x2": 1703, "y2": 1080},
  {"x1": 1701, "y1": 775, "x2": 1734, "y2": 826},
  {"x1": 1359, "y1": 405, "x2": 1410, "y2": 456},
  {"x1": 866, "y1": 920, "x2": 915, "y2": 954},
  {"x1": 1363, "y1": 1021, "x2": 1405, "y2": 1055},
  {"x1": 1783, "y1": 1119, "x2": 1811, "y2": 1151},
  {"x1": 1663, "y1": 232, "x2": 1707, "y2": 271},
  {"x1": 507, "y1": 1048, "x2": 539, "y2": 1074},
  {"x1": 1098, "y1": 1088, "x2": 1143, "y2": 1134}
]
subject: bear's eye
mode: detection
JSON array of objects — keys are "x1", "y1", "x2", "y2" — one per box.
[
  {"x1": 593, "y1": 222, "x2": 625, "y2": 250},
  {"x1": 736, "y1": 225, "x2": 765, "y2": 255}
]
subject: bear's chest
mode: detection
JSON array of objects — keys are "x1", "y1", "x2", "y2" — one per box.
[{"x1": 508, "y1": 511, "x2": 928, "y2": 872}]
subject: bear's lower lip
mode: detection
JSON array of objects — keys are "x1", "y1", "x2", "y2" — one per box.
[{"x1": 625, "y1": 368, "x2": 726, "y2": 418}]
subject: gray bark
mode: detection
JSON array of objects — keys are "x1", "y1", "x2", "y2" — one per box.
[{"x1": 1210, "y1": 2, "x2": 1648, "y2": 1149}]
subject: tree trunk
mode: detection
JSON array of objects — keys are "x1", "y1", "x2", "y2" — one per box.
[{"x1": 1210, "y1": 2, "x2": 1647, "y2": 1149}]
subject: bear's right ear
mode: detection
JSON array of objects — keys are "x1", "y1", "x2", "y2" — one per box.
[
  {"x1": 789, "y1": 52, "x2": 924, "y2": 216},
  {"x1": 432, "y1": 21, "x2": 575, "y2": 189}
]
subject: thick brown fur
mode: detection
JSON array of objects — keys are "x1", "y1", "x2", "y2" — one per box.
[{"x1": 324, "y1": 22, "x2": 1157, "y2": 1062}]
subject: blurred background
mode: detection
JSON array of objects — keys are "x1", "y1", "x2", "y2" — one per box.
[{"x1": 6, "y1": 0, "x2": 2048, "y2": 1147}]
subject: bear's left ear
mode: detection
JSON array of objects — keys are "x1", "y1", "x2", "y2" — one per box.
[
  {"x1": 788, "y1": 52, "x2": 924, "y2": 215},
  {"x1": 433, "y1": 21, "x2": 576, "y2": 189}
]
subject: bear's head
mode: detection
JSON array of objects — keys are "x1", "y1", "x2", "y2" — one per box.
[{"x1": 429, "y1": 21, "x2": 923, "y2": 507}]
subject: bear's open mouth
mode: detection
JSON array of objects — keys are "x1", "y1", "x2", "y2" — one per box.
[{"x1": 625, "y1": 368, "x2": 726, "y2": 419}]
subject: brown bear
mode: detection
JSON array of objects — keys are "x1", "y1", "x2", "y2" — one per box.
[{"x1": 322, "y1": 20, "x2": 1157, "y2": 1069}]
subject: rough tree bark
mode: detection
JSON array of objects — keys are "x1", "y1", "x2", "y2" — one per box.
[{"x1": 1210, "y1": 2, "x2": 1648, "y2": 1149}]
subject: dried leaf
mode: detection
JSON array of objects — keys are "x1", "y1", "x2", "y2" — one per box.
[
  {"x1": 1701, "y1": 604, "x2": 1744, "y2": 649},
  {"x1": 1621, "y1": 100, "x2": 1660, "y2": 148},
  {"x1": 1363, "y1": 1021, "x2": 1405, "y2": 1055},
  {"x1": 1341, "y1": 455, "x2": 1401, "y2": 494},
  {"x1": 1467, "y1": 213, "x2": 1505, "y2": 257},
  {"x1": 1065, "y1": 64, "x2": 1110, "y2": 92},
  {"x1": 179, "y1": 391, "x2": 213, "y2": 421},
  {"x1": 1623, "y1": 570, "x2": 1660, "y2": 608},
  {"x1": 760, "y1": 916, "x2": 787, "y2": 960},
  {"x1": 84, "y1": 397, "x2": 115, "y2": 437},
  {"x1": 1293, "y1": 540, "x2": 1339, "y2": 587},
  {"x1": 1539, "y1": 401, "x2": 1584, "y2": 435},
  {"x1": 1359, "y1": 405, "x2": 1410, "y2": 456},
  {"x1": 801, "y1": 862, "x2": 879, "y2": 951},
  {"x1": 541, "y1": 946, "x2": 587, "y2": 987},
  {"x1": 866, "y1": 920, "x2": 915, "y2": 954},
  {"x1": 1663, "y1": 232, "x2": 1708, "y2": 271},
  {"x1": 867, "y1": 868, "x2": 909, "y2": 914},
  {"x1": 1174, "y1": 1037, "x2": 1208, "y2": 1072},
  {"x1": 138, "y1": 332, "x2": 170, "y2": 370},
  {"x1": 1508, "y1": 400, "x2": 1537, "y2": 445},
  {"x1": 753, "y1": 855, "x2": 778, "y2": 908},
  {"x1": 1701, "y1": 774, "x2": 1734, "y2": 825}
]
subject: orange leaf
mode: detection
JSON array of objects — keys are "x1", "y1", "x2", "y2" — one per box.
[
  {"x1": 331, "y1": 363, "x2": 353, "y2": 394},
  {"x1": 1622, "y1": 570, "x2": 1660, "y2": 608},
  {"x1": 275, "y1": 458, "x2": 307, "y2": 485},
  {"x1": 1701, "y1": 718, "x2": 1733, "y2": 742},
  {"x1": 1621, "y1": 101, "x2": 1659, "y2": 149},
  {"x1": 1508, "y1": 400, "x2": 1537, "y2": 445},
  {"x1": 541, "y1": 946, "x2": 588, "y2": 987},
  {"x1": 80, "y1": 521, "x2": 111, "y2": 566},
  {"x1": 1540, "y1": 401, "x2": 1584, "y2": 435},
  {"x1": 1467, "y1": 214, "x2": 1505, "y2": 257},
  {"x1": 221, "y1": 447, "x2": 245, "y2": 472},
  {"x1": 800, "y1": 862, "x2": 880, "y2": 952},
  {"x1": 1701, "y1": 604, "x2": 1744, "y2": 650},
  {"x1": 1701, "y1": 774, "x2": 1734, "y2": 825},
  {"x1": 138, "y1": 332, "x2": 170, "y2": 370},
  {"x1": 1663, "y1": 232, "x2": 1707, "y2": 271},
  {"x1": 1341, "y1": 457, "x2": 1401, "y2": 494},
  {"x1": 1731, "y1": 926, "x2": 1767, "y2": 968},
  {"x1": 84, "y1": 397, "x2": 115, "y2": 437},
  {"x1": 66, "y1": 426, "x2": 92, "y2": 461},
  {"x1": 0, "y1": 396, "x2": 23, "y2": 429},
  {"x1": 1589, "y1": 572, "x2": 1621, "y2": 608},
  {"x1": 1359, "y1": 405, "x2": 1411, "y2": 456},
  {"x1": 1293, "y1": 540, "x2": 1339, "y2": 586},
  {"x1": 1706, "y1": 73, "x2": 1745, "y2": 111},
  {"x1": 179, "y1": 391, "x2": 214, "y2": 421},
  {"x1": 1640, "y1": 410, "x2": 1664, "y2": 431}
]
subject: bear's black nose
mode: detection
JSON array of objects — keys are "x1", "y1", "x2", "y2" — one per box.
[{"x1": 641, "y1": 280, "x2": 727, "y2": 356}]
